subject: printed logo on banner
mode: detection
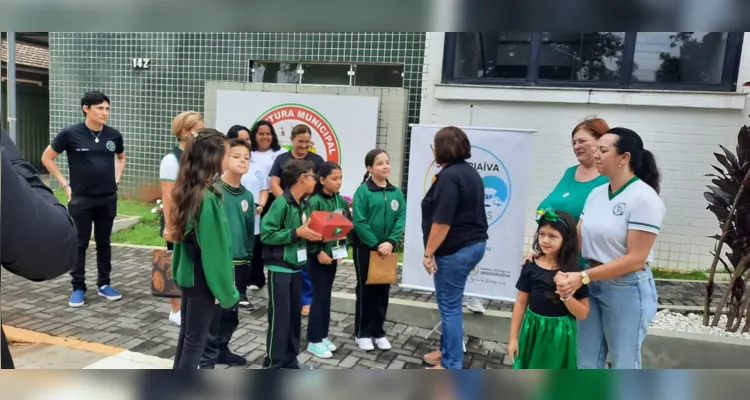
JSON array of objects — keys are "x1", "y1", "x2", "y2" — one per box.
[
  {"x1": 423, "y1": 146, "x2": 511, "y2": 227},
  {"x1": 256, "y1": 103, "x2": 342, "y2": 164}
]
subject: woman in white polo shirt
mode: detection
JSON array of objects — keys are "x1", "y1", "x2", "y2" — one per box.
[
  {"x1": 556, "y1": 127, "x2": 665, "y2": 369},
  {"x1": 247, "y1": 121, "x2": 287, "y2": 292}
]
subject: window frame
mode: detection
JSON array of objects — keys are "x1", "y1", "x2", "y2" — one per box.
[
  {"x1": 442, "y1": 32, "x2": 744, "y2": 92},
  {"x1": 248, "y1": 60, "x2": 405, "y2": 87}
]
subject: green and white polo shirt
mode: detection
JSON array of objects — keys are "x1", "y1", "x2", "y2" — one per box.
[{"x1": 580, "y1": 177, "x2": 666, "y2": 265}]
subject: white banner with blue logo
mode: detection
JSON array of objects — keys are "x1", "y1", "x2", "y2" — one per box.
[{"x1": 402, "y1": 124, "x2": 535, "y2": 302}]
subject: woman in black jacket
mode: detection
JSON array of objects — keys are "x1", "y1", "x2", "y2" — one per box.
[{"x1": 1, "y1": 129, "x2": 78, "y2": 368}]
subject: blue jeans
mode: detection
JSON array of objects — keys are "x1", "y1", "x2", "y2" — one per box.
[
  {"x1": 433, "y1": 241, "x2": 487, "y2": 369},
  {"x1": 301, "y1": 265, "x2": 313, "y2": 306},
  {"x1": 577, "y1": 268, "x2": 658, "y2": 369}
]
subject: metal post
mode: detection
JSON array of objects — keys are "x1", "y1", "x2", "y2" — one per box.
[{"x1": 6, "y1": 31, "x2": 17, "y2": 143}]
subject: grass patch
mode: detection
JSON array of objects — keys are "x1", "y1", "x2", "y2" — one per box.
[
  {"x1": 651, "y1": 268, "x2": 708, "y2": 281},
  {"x1": 55, "y1": 190, "x2": 407, "y2": 260},
  {"x1": 55, "y1": 190, "x2": 162, "y2": 246}
]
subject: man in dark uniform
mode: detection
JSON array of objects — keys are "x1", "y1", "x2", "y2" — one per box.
[{"x1": 41, "y1": 91, "x2": 127, "y2": 308}]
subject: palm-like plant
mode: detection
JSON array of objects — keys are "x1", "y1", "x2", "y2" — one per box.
[{"x1": 703, "y1": 125, "x2": 750, "y2": 330}]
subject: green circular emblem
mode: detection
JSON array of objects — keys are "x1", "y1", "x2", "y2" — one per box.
[{"x1": 334, "y1": 227, "x2": 342, "y2": 235}]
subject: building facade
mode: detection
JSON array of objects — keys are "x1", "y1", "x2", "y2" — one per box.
[
  {"x1": 48, "y1": 32, "x2": 426, "y2": 193},
  {"x1": 49, "y1": 32, "x2": 749, "y2": 272},
  {"x1": 420, "y1": 32, "x2": 750, "y2": 271}
]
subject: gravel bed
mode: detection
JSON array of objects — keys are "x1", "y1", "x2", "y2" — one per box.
[{"x1": 651, "y1": 309, "x2": 750, "y2": 339}]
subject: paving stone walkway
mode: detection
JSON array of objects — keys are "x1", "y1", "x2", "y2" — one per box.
[
  {"x1": 1, "y1": 247, "x2": 511, "y2": 369},
  {"x1": 1, "y1": 246, "x2": 728, "y2": 369}
]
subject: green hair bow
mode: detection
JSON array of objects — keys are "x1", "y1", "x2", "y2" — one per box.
[{"x1": 535, "y1": 208, "x2": 568, "y2": 228}]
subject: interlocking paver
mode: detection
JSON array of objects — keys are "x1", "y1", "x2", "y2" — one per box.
[
  {"x1": 2, "y1": 246, "x2": 724, "y2": 368},
  {"x1": 1, "y1": 246, "x2": 512, "y2": 369}
]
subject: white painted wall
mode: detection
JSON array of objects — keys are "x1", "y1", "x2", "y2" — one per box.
[{"x1": 418, "y1": 33, "x2": 750, "y2": 271}]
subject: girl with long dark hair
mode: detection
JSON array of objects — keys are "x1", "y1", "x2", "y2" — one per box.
[
  {"x1": 168, "y1": 128, "x2": 240, "y2": 369},
  {"x1": 508, "y1": 209, "x2": 589, "y2": 369}
]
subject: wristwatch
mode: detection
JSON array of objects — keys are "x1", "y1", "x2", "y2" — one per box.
[{"x1": 581, "y1": 271, "x2": 591, "y2": 285}]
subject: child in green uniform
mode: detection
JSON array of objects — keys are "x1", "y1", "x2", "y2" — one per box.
[
  {"x1": 508, "y1": 209, "x2": 589, "y2": 369},
  {"x1": 200, "y1": 139, "x2": 255, "y2": 368},
  {"x1": 169, "y1": 129, "x2": 240, "y2": 370},
  {"x1": 261, "y1": 159, "x2": 322, "y2": 369},
  {"x1": 305, "y1": 162, "x2": 351, "y2": 359},
  {"x1": 351, "y1": 149, "x2": 406, "y2": 352}
]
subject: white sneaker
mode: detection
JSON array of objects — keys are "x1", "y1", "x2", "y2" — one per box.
[
  {"x1": 169, "y1": 310, "x2": 181, "y2": 326},
  {"x1": 464, "y1": 297, "x2": 486, "y2": 314},
  {"x1": 249, "y1": 285, "x2": 261, "y2": 291},
  {"x1": 355, "y1": 337, "x2": 375, "y2": 351},
  {"x1": 374, "y1": 337, "x2": 392, "y2": 350}
]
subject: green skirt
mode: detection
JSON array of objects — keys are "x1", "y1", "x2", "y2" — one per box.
[{"x1": 513, "y1": 307, "x2": 577, "y2": 369}]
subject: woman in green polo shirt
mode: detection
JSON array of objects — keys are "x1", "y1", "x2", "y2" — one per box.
[
  {"x1": 526, "y1": 117, "x2": 610, "y2": 269},
  {"x1": 537, "y1": 117, "x2": 610, "y2": 222}
]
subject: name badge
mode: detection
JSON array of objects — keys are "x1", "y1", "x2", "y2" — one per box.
[
  {"x1": 331, "y1": 246, "x2": 347, "y2": 260},
  {"x1": 297, "y1": 248, "x2": 308, "y2": 263}
]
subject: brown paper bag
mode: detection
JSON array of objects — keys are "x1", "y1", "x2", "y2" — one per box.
[{"x1": 366, "y1": 251, "x2": 398, "y2": 285}]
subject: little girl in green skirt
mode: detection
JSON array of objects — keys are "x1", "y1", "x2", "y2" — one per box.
[{"x1": 508, "y1": 208, "x2": 589, "y2": 369}]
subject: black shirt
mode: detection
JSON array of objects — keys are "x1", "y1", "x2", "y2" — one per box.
[
  {"x1": 51, "y1": 122, "x2": 124, "y2": 196},
  {"x1": 269, "y1": 151, "x2": 325, "y2": 190},
  {"x1": 516, "y1": 261, "x2": 589, "y2": 317},
  {"x1": 421, "y1": 160, "x2": 488, "y2": 257}
]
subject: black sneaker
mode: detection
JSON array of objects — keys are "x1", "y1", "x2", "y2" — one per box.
[
  {"x1": 217, "y1": 352, "x2": 248, "y2": 367},
  {"x1": 239, "y1": 294, "x2": 255, "y2": 311}
]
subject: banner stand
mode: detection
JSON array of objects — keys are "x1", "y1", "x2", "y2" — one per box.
[{"x1": 399, "y1": 113, "x2": 536, "y2": 346}]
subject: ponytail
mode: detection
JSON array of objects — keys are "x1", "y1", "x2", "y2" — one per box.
[
  {"x1": 608, "y1": 127, "x2": 661, "y2": 194},
  {"x1": 635, "y1": 149, "x2": 661, "y2": 194},
  {"x1": 362, "y1": 172, "x2": 370, "y2": 184}
]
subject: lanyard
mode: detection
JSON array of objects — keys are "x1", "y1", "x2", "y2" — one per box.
[{"x1": 332, "y1": 194, "x2": 345, "y2": 247}]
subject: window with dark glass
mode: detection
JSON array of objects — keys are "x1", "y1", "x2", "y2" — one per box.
[
  {"x1": 249, "y1": 61, "x2": 299, "y2": 84},
  {"x1": 452, "y1": 32, "x2": 533, "y2": 80},
  {"x1": 299, "y1": 63, "x2": 351, "y2": 85},
  {"x1": 353, "y1": 64, "x2": 404, "y2": 87},
  {"x1": 443, "y1": 32, "x2": 742, "y2": 91},
  {"x1": 538, "y1": 32, "x2": 625, "y2": 81},
  {"x1": 631, "y1": 32, "x2": 728, "y2": 85}
]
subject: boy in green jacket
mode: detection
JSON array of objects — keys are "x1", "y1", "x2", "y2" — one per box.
[
  {"x1": 260, "y1": 159, "x2": 322, "y2": 369},
  {"x1": 199, "y1": 139, "x2": 255, "y2": 369}
]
